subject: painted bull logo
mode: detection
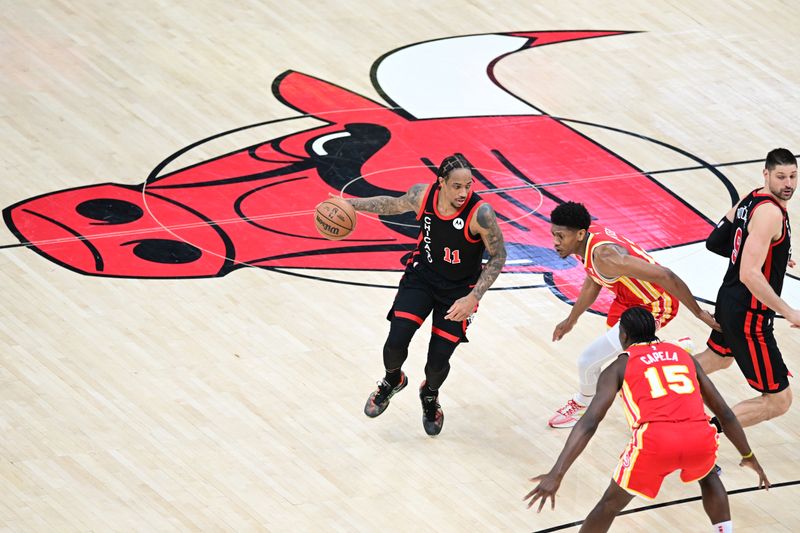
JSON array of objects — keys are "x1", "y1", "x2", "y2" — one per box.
[{"x1": 3, "y1": 30, "x2": 765, "y2": 313}]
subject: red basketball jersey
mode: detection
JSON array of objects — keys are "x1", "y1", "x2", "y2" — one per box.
[
  {"x1": 584, "y1": 225, "x2": 677, "y2": 325},
  {"x1": 619, "y1": 341, "x2": 709, "y2": 429}
]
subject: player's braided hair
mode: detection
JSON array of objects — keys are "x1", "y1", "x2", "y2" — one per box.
[
  {"x1": 437, "y1": 154, "x2": 471, "y2": 180},
  {"x1": 550, "y1": 201, "x2": 591, "y2": 230},
  {"x1": 765, "y1": 148, "x2": 797, "y2": 170},
  {"x1": 619, "y1": 307, "x2": 658, "y2": 344}
]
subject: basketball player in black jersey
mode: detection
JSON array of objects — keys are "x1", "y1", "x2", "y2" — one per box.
[
  {"x1": 345, "y1": 154, "x2": 506, "y2": 435},
  {"x1": 695, "y1": 148, "x2": 799, "y2": 428}
]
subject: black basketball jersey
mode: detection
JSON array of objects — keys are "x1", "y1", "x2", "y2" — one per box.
[
  {"x1": 409, "y1": 182, "x2": 486, "y2": 283},
  {"x1": 718, "y1": 189, "x2": 792, "y2": 312}
]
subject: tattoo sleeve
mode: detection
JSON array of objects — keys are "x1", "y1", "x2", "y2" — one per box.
[
  {"x1": 472, "y1": 203, "x2": 507, "y2": 300},
  {"x1": 349, "y1": 183, "x2": 427, "y2": 215}
]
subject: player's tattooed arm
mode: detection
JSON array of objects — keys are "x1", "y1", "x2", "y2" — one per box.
[
  {"x1": 346, "y1": 183, "x2": 427, "y2": 216},
  {"x1": 472, "y1": 203, "x2": 507, "y2": 300},
  {"x1": 444, "y1": 203, "x2": 506, "y2": 321}
]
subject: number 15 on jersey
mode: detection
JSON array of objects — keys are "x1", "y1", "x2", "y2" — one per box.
[{"x1": 643, "y1": 365, "x2": 695, "y2": 398}]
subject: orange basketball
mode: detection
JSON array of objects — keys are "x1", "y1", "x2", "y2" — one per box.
[{"x1": 314, "y1": 196, "x2": 357, "y2": 240}]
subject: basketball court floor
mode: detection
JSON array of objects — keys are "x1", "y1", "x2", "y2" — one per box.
[{"x1": 1, "y1": 1, "x2": 799, "y2": 531}]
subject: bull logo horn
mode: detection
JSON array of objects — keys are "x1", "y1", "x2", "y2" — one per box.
[{"x1": 371, "y1": 30, "x2": 635, "y2": 119}]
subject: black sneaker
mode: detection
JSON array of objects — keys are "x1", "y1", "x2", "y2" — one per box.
[
  {"x1": 419, "y1": 382, "x2": 444, "y2": 436},
  {"x1": 364, "y1": 372, "x2": 408, "y2": 418}
]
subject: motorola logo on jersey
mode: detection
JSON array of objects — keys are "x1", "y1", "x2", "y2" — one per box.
[{"x1": 6, "y1": 29, "x2": 777, "y2": 314}]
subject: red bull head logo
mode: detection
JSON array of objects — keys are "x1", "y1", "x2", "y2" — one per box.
[{"x1": 3, "y1": 30, "x2": 733, "y2": 314}]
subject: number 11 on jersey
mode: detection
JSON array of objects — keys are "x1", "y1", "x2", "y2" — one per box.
[{"x1": 443, "y1": 247, "x2": 461, "y2": 264}]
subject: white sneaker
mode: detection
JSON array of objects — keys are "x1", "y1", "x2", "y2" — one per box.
[
  {"x1": 548, "y1": 398, "x2": 587, "y2": 428},
  {"x1": 676, "y1": 336, "x2": 695, "y2": 355}
]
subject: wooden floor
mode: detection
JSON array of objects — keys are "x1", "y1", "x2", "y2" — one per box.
[{"x1": 2, "y1": 1, "x2": 800, "y2": 531}]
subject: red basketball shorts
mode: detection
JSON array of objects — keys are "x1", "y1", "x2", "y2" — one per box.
[
  {"x1": 606, "y1": 297, "x2": 679, "y2": 329},
  {"x1": 613, "y1": 420, "x2": 718, "y2": 499}
]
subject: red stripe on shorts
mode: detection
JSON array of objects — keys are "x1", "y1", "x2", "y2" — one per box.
[
  {"x1": 394, "y1": 311, "x2": 424, "y2": 325},
  {"x1": 744, "y1": 311, "x2": 764, "y2": 390},
  {"x1": 432, "y1": 326, "x2": 460, "y2": 343}
]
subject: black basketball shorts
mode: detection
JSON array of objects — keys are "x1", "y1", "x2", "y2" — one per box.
[
  {"x1": 386, "y1": 264, "x2": 477, "y2": 343},
  {"x1": 707, "y1": 307, "x2": 789, "y2": 393}
]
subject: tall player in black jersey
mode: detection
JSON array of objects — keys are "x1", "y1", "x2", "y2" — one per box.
[
  {"x1": 695, "y1": 148, "x2": 799, "y2": 428},
  {"x1": 346, "y1": 155, "x2": 506, "y2": 435}
]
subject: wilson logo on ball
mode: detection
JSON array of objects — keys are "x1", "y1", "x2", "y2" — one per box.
[{"x1": 314, "y1": 197, "x2": 357, "y2": 240}]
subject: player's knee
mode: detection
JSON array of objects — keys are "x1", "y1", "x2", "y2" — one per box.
[
  {"x1": 766, "y1": 388, "x2": 792, "y2": 418},
  {"x1": 577, "y1": 349, "x2": 604, "y2": 376},
  {"x1": 698, "y1": 470, "x2": 724, "y2": 491},
  {"x1": 383, "y1": 320, "x2": 418, "y2": 367},
  {"x1": 426, "y1": 358, "x2": 450, "y2": 374},
  {"x1": 424, "y1": 361, "x2": 450, "y2": 383},
  {"x1": 595, "y1": 491, "x2": 627, "y2": 516},
  {"x1": 424, "y1": 339, "x2": 454, "y2": 389},
  {"x1": 385, "y1": 319, "x2": 418, "y2": 350},
  {"x1": 427, "y1": 336, "x2": 456, "y2": 372},
  {"x1": 695, "y1": 349, "x2": 733, "y2": 374},
  {"x1": 576, "y1": 348, "x2": 593, "y2": 371},
  {"x1": 577, "y1": 337, "x2": 619, "y2": 373}
]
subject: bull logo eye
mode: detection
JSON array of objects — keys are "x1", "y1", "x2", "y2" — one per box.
[
  {"x1": 310, "y1": 131, "x2": 352, "y2": 156},
  {"x1": 453, "y1": 218, "x2": 464, "y2": 230},
  {"x1": 76, "y1": 199, "x2": 143, "y2": 225},
  {"x1": 122, "y1": 239, "x2": 202, "y2": 264}
]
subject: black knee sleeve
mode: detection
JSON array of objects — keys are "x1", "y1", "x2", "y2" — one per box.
[
  {"x1": 383, "y1": 319, "x2": 418, "y2": 370},
  {"x1": 424, "y1": 335, "x2": 458, "y2": 390}
]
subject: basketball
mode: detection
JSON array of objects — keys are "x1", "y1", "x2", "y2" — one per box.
[{"x1": 314, "y1": 196, "x2": 357, "y2": 240}]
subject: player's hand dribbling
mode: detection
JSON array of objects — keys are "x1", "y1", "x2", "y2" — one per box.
[
  {"x1": 552, "y1": 318, "x2": 575, "y2": 341},
  {"x1": 697, "y1": 309, "x2": 722, "y2": 332},
  {"x1": 523, "y1": 473, "x2": 561, "y2": 512},
  {"x1": 445, "y1": 293, "x2": 478, "y2": 322},
  {"x1": 739, "y1": 454, "x2": 770, "y2": 490}
]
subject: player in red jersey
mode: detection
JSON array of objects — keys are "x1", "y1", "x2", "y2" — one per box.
[
  {"x1": 524, "y1": 307, "x2": 769, "y2": 533},
  {"x1": 547, "y1": 201, "x2": 719, "y2": 428}
]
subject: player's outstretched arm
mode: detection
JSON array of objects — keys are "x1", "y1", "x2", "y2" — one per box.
[
  {"x1": 553, "y1": 276, "x2": 602, "y2": 341},
  {"x1": 345, "y1": 183, "x2": 427, "y2": 216},
  {"x1": 445, "y1": 203, "x2": 506, "y2": 321},
  {"x1": 693, "y1": 359, "x2": 770, "y2": 489},
  {"x1": 523, "y1": 356, "x2": 625, "y2": 512},
  {"x1": 594, "y1": 246, "x2": 720, "y2": 331}
]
